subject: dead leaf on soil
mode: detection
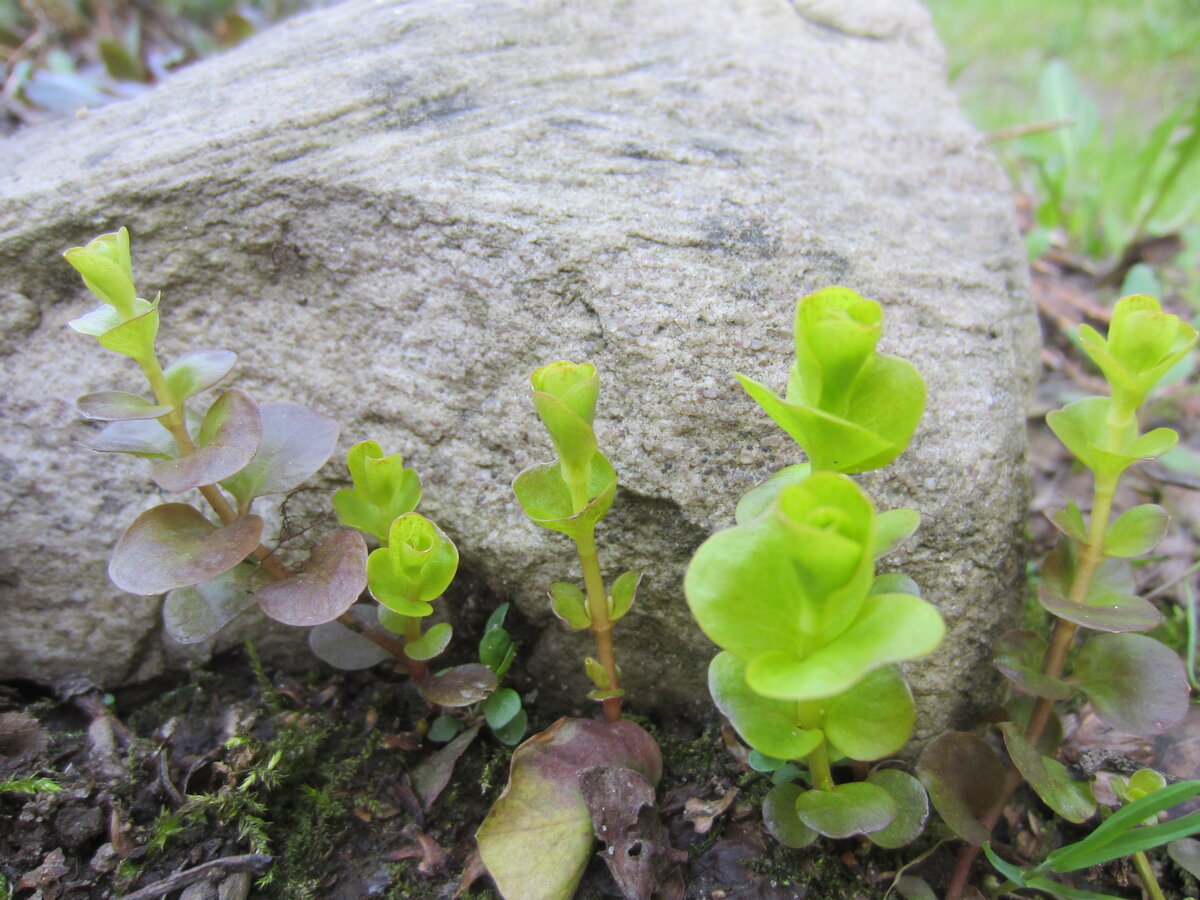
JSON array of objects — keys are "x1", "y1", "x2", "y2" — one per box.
[
  {"x1": 683, "y1": 785, "x2": 739, "y2": 834},
  {"x1": 0, "y1": 711, "x2": 48, "y2": 759}
]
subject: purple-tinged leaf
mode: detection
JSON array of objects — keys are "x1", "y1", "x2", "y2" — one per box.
[
  {"x1": 411, "y1": 724, "x2": 482, "y2": 810},
  {"x1": 476, "y1": 717, "x2": 661, "y2": 900},
  {"x1": 221, "y1": 403, "x2": 339, "y2": 504},
  {"x1": 1168, "y1": 838, "x2": 1200, "y2": 879},
  {"x1": 151, "y1": 389, "x2": 262, "y2": 492},
  {"x1": 1038, "y1": 588, "x2": 1163, "y2": 632},
  {"x1": 109, "y1": 503, "x2": 264, "y2": 595},
  {"x1": 1103, "y1": 504, "x2": 1169, "y2": 558},
  {"x1": 1069, "y1": 633, "x2": 1190, "y2": 735},
  {"x1": 163, "y1": 563, "x2": 264, "y2": 643},
  {"x1": 993, "y1": 630, "x2": 1073, "y2": 700},
  {"x1": 999, "y1": 723, "x2": 1095, "y2": 823},
  {"x1": 163, "y1": 350, "x2": 237, "y2": 401},
  {"x1": 419, "y1": 664, "x2": 497, "y2": 707},
  {"x1": 77, "y1": 391, "x2": 171, "y2": 421},
  {"x1": 256, "y1": 529, "x2": 367, "y2": 626},
  {"x1": 916, "y1": 732, "x2": 1007, "y2": 845},
  {"x1": 307, "y1": 603, "x2": 393, "y2": 670},
  {"x1": 866, "y1": 768, "x2": 929, "y2": 848},
  {"x1": 795, "y1": 782, "x2": 897, "y2": 838},
  {"x1": 83, "y1": 417, "x2": 175, "y2": 457}
]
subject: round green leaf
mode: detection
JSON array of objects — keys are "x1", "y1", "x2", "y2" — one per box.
[
  {"x1": 1103, "y1": 504, "x2": 1169, "y2": 558},
  {"x1": 708, "y1": 652, "x2": 823, "y2": 761},
  {"x1": 1047, "y1": 499, "x2": 1088, "y2": 544},
  {"x1": 874, "y1": 508, "x2": 920, "y2": 559},
  {"x1": 1069, "y1": 633, "x2": 1190, "y2": 735},
  {"x1": 795, "y1": 782, "x2": 897, "y2": 839},
  {"x1": 491, "y1": 708, "x2": 528, "y2": 746},
  {"x1": 865, "y1": 769, "x2": 929, "y2": 848},
  {"x1": 479, "y1": 627, "x2": 516, "y2": 677},
  {"x1": 482, "y1": 687, "x2": 522, "y2": 730},
  {"x1": 406, "y1": 622, "x2": 453, "y2": 661},
  {"x1": 332, "y1": 440, "x2": 422, "y2": 543},
  {"x1": 256, "y1": 529, "x2": 368, "y2": 627},
  {"x1": 367, "y1": 513, "x2": 458, "y2": 614},
  {"x1": 823, "y1": 665, "x2": 916, "y2": 761},
  {"x1": 109, "y1": 503, "x2": 264, "y2": 596},
  {"x1": 96, "y1": 299, "x2": 160, "y2": 365},
  {"x1": 762, "y1": 782, "x2": 818, "y2": 848},
  {"x1": 427, "y1": 715, "x2": 462, "y2": 743}
]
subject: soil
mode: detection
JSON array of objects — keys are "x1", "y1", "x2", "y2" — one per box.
[{"x1": 3, "y1": 214, "x2": 1200, "y2": 900}]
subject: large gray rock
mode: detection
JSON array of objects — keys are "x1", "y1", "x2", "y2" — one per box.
[{"x1": 0, "y1": 0, "x2": 1037, "y2": 736}]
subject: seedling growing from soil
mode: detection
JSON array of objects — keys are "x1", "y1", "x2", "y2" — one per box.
[
  {"x1": 687, "y1": 287, "x2": 943, "y2": 848},
  {"x1": 64, "y1": 228, "x2": 494, "y2": 707},
  {"x1": 919, "y1": 294, "x2": 1196, "y2": 900},
  {"x1": 477, "y1": 363, "x2": 679, "y2": 900}
]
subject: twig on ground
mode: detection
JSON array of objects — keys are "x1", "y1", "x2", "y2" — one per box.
[{"x1": 119, "y1": 854, "x2": 272, "y2": 900}]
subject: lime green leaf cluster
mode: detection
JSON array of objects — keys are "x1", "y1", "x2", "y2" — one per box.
[
  {"x1": 736, "y1": 287, "x2": 925, "y2": 474},
  {"x1": 65, "y1": 228, "x2": 160, "y2": 365},
  {"x1": 687, "y1": 473, "x2": 943, "y2": 703},
  {"x1": 332, "y1": 440, "x2": 422, "y2": 542},
  {"x1": 366, "y1": 512, "x2": 459, "y2": 617}
]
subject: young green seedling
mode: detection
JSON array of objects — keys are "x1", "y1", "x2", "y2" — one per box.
[
  {"x1": 477, "y1": 363, "x2": 676, "y2": 900},
  {"x1": 687, "y1": 287, "x2": 943, "y2": 848},
  {"x1": 65, "y1": 228, "x2": 494, "y2": 707},
  {"x1": 920, "y1": 294, "x2": 1196, "y2": 900}
]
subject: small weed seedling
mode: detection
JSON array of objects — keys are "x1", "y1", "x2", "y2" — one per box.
[
  {"x1": 63, "y1": 228, "x2": 497, "y2": 709},
  {"x1": 476, "y1": 362, "x2": 676, "y2": 900},
  {"x1": 918, "y1": 294, "x2": 1198, "y2": 900},
  {"x1": 685, "y1": 287, "x2": 945, "y2": 847}
]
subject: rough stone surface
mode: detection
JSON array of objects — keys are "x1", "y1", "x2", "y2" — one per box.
[{"x1": 0, "y1": 0, "x2": 1038, "y2": 736}]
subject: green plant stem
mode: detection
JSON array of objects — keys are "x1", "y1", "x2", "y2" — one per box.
[
  {"x1": 140, "y1": 356, "x2": 412, "y2": 664},
  {"x1": 1132, "y1": 849, "x2": 1167, "y2": 900},
  {"x1": 575, "y1": 527, "x2": 621, "y2": 723},
  {"x1": 945, "y1": 469, "x2": 1119, "y2": 900},
  {"x1": 796, "y1": 701, "x2": 835, "y2": 791}
]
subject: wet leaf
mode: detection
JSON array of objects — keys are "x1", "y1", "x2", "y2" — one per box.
[
  {"x1": 150, "y1": 388, "x2": 262, "y2": 492},
  {"x1": 993, "y1": 630, "x2": 1073, "y2": 700},
  {"x1": 256, "y1": 530, "x2": 368, "y2": 626},
  {"x1": 795, "y1": 782, "x2": 897, "y2": 838},
  {"x1": 307, "y1": 604, "x2": 394, "y2": 670},
  {"x1": 762, "y1": 782, "x2": 818, "y2": 848},
  {"x1": 1069, "y1": 633, "x2": 1190, "y2": 735},
  {"x1": 163, "y1": 562, "x2": 263, "y2": 643},
  {"x1": 163, "y1": 349, "x2": 237, "y2": 401},
  {"x1": 708, "y1": 652, "x2": 823, "y2": 761},
  {"x1": 1103, "y1": 504, "x2": 1169, "y2": 558},
  {"x1": 221, "y1": 402, "x2": 339, "y2": 504},
  {"x1": 406, "y1": 622, "x2": 452, "y2": 661},
  {"x1": 916, "y1": 731, "x2": 1008, "y2": 845},
  {"x1": 420, "y1": 664, "x2": 497, "y2": 707},
  {"x1": 865, "y1": 768, "x2": 929, "y2": 848},
  {"x1": 999, "y1": 723, "x2": 1095, "y2": 822},
  {"x1": 476, "y1": 718, "x2": 661, "y2": 900},
  {"x1": 76, "y1": 391, "x2": 171, "y2": 421},
  {"x1": 412, "y1": 724, "x2": 481, "y2": 810},
  {"x1": 109, "y1": 503, "x2": 264, "y2": 595}
]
